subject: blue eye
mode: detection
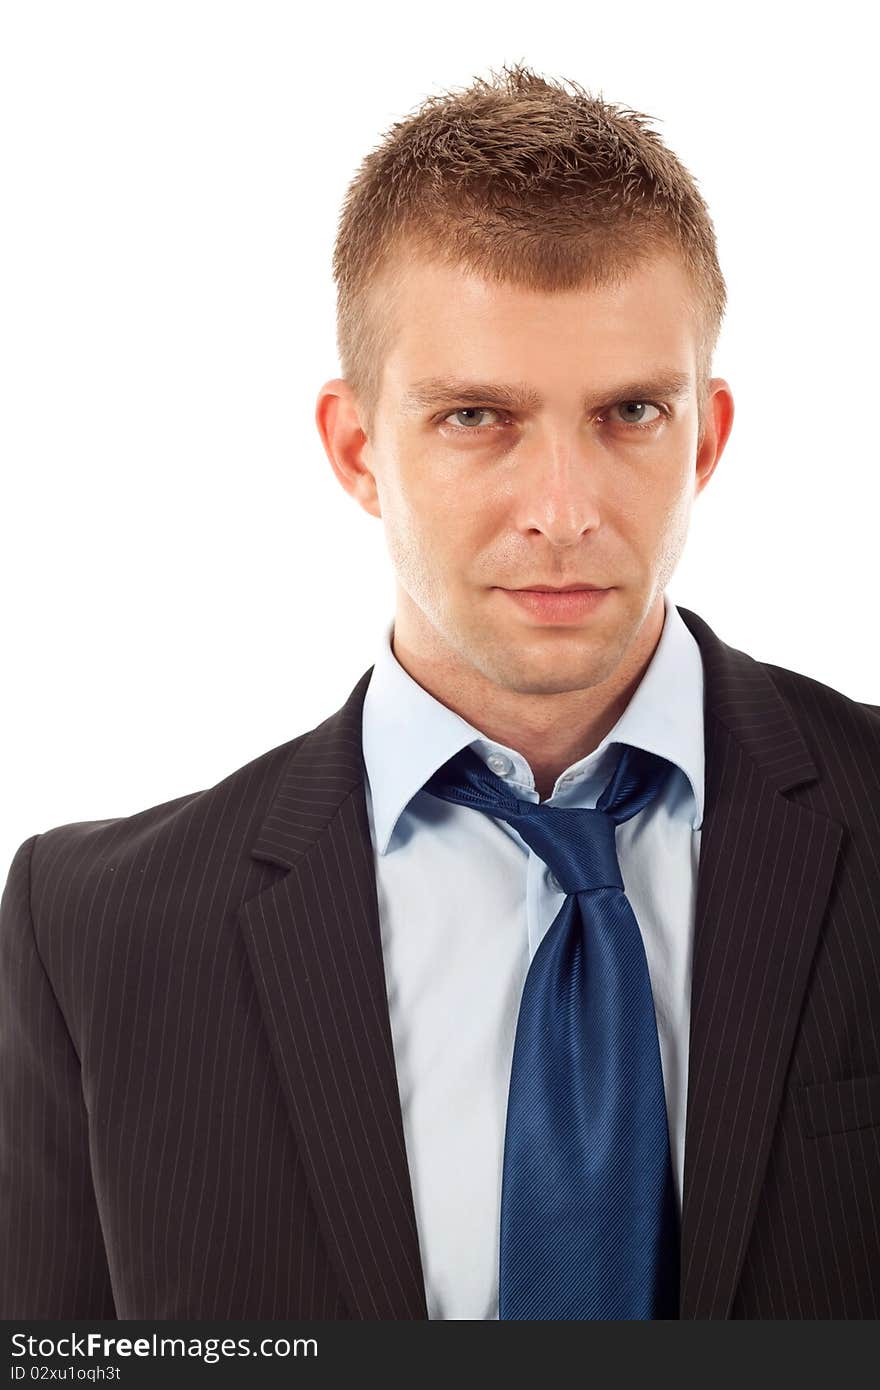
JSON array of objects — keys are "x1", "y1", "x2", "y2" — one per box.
[
  {"x1": 612, "y1": 401, "x2": 662, "y2": 429},
  {"x1": 444, "y1": 407, "x2": 501, "y2": 430},
  {"x1": 439, "y1": 400, "x2": 668, "y2": 436}
]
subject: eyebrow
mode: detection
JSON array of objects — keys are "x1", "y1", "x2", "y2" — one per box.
[{"x1": 400, "y1": 370, "x2": 693, "y2": 414}]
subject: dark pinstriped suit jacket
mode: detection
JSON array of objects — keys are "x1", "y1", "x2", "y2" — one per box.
[{"x1": 1, "y1": 604, "x2": 879, "y2": 1320}]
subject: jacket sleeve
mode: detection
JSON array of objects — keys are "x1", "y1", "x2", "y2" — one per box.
[{"x1": 0, "y1": 833, "x2": 116, "y2": 1317}]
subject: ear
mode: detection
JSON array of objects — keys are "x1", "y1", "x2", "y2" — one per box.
[
  {"x1": 314, "y1": 378, "x2": 382, "y2": 519},
  {"x1": 695, "y1": 378, "x2": 735, "y2": 496}
]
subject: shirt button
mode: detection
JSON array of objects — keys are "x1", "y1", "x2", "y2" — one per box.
[
  {"x1": 486, "y1": 752, "x2": 513, "y2": 777},
  {"x1": 547, "y1": 870, "x2": 562, "y2": 892}
]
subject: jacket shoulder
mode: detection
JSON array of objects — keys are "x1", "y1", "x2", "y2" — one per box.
[
  {"x1": 758, "y1": 657, "x2": 880, "y2": 799},
  {"x1": 16, "y1": 729, "x2": 313, "y2": 913},
  {"x1": 759, "y1": 656, "x2": 879, "y2": 730}
]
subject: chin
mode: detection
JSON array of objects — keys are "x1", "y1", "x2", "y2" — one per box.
[{"x1": 479, "y1": 640, "x2": 615, "y2": 691}]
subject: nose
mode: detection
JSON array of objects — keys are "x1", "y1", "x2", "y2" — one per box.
[{"x1": 513, "y1": 433, "x2": 604, "y2": 545}]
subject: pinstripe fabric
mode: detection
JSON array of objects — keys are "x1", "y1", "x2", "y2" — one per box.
[{"x1": 0, "y1": 603, "x2": 878, "y2": 1319}]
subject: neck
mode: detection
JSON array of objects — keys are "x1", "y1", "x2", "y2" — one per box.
[{"x1": 390, "y1": 590, "x2": 666, "y2": 801}]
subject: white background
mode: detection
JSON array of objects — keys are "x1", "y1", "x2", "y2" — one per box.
[{"x1": 1, "y1": 0, "x2": 877, "y2": 870}]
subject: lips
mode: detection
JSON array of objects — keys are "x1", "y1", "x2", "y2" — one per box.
[{"x1": 500, "y1": 585, "x2": 613, "y2": 623}]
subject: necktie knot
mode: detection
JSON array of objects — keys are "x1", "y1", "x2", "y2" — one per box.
[{"x1": 423, "y1": 742, "x2": 674, "y2": 897}]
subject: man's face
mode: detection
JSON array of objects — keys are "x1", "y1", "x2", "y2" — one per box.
[{"x1": 338, "y1": 250, "x2": 729, "y2": 697}]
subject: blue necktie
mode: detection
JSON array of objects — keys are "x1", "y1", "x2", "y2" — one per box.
[{"x1": 423, "y1": 741, "x2": 680, "y2": 1319}]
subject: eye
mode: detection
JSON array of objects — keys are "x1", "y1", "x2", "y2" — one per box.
[
  {"x1": 441, "y1": 407, "x2": 503, "y2": 431},
  {"x1": 438, "y1": 399, "x2": 669, "y2": 437},
  {"x1": 606, "y1": 400, "x2": 664, "y2": 431}
]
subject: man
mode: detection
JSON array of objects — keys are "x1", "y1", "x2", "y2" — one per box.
[{"x1": 1, "y1": 63, "x2": 878, "y2": 1321}]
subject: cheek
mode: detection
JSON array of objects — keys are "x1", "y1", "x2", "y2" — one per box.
[
  {"x1": 378, "y1": 477, "x2": 460, "y2": 595},
  {"x1": 653, "y1": 483, "x2": 694, "y2": 576},
  {"x1": 619, "y1": 454, "x2": 693, "y2": 532},
  {"x1": 391, "y1": 460, "x2": 487, "y2": 549}
]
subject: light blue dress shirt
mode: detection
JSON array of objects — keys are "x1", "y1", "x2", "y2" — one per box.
[{"x1": 361, "y1": 589, "x2": 705, "y2": 1320}]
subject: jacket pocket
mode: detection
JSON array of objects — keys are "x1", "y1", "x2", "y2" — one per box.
[{"x1": 794, "y1": 1071, "x2": 880, "y2": 1138}]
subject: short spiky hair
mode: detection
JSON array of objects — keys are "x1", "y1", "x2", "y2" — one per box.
[{"x1": 331, "y1": 62, "x2": 727, "y2": 440}]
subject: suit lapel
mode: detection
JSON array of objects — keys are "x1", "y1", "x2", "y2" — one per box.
[
  {"x1": 237, "y1": 671, "x2": 429, "y2": 1319},
  {"x1": 676, "y1": 606, "x2": 843, "y2": 1318},
  {"x1": 239, "y1": 605, "x2": 844, "y2": 1321}
]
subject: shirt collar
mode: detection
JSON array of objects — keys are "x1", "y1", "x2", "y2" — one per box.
[{"x1": 361, "y1": 591, "x2": 705, "y2": 855}]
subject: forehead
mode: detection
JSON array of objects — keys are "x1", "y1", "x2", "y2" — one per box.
[{"x1": 378, "y1": 251, "x2": 698, "y2": 401}]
